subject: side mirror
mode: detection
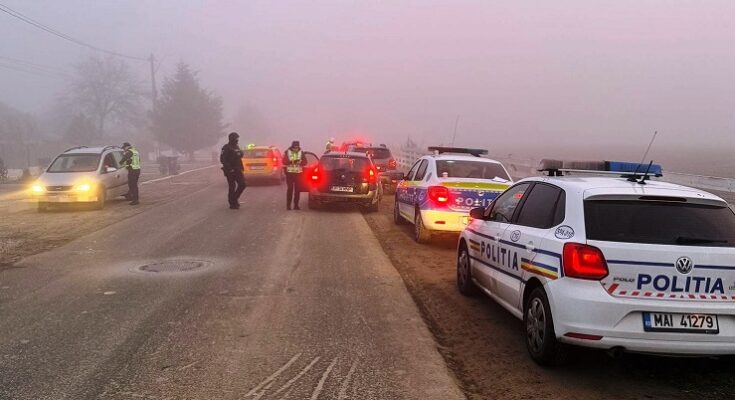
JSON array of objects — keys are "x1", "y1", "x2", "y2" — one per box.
[
  {"x1": 394, "y1": 172, "x2": 405, "y2": 181},
  {"x1": 469, "y1": 207, "x2": 485, "y2": 221},
  {"x1": 105, "y1": 166, "x2": 117, "y2": 173}
]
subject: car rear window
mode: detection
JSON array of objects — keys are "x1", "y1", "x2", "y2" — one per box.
[
  {"x1": 47, "y1": 154, "x2": 100, "y2": 173},
  {"x1": 584, "y1": 200, "x2": 735, "y2": 247},
  {"x1": 435, "y1": 160, "x2": 510, "y2": 182},
  {"x1": 243, "y1": 149, "x2": 274, "y2": 158},
  {"x1": 365, "y1": 148, "x2": 392, "y2": 159},
  {"x1": 321, "y1": 156, "x2": 370, "y2": 171}
]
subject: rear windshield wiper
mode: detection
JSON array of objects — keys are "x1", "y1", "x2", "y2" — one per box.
[{"x1": 676, "y1": 236, "x2": 729, "y2": 244}]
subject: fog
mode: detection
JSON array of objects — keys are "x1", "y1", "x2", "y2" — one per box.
[{"x1": 2, "y1": 1, "x2": 734, "y2": 175}]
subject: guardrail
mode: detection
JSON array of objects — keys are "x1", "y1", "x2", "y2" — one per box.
[{"x1": 392, "y1": 146, "x2": 735, "y2": 193}]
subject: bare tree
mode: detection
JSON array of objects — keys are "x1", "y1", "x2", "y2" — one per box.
[{"x1": 63, "y1": 54, "x2": 146, "y2": 138}]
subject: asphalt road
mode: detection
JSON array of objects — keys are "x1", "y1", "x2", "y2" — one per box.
[{"x1": 0, "y1": 169, "x2": 463, "y2": 400}]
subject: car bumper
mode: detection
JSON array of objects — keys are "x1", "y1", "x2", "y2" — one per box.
[
  {"x1": 34, "y1": 192, "x2": 100, "y2": 203},
  {"x1": 378, "y1": 171, "x2": 402, "y2": 185},
  {"x1": 309, "y1": 190, "x2": 378, "y2": 204},
  {"x1": 547, "y1": 279, "x2": 735, "y2": 355},
  {"x1": 420, "y1": 209, "x2": 470, "y2": 232},
  {"x1": 243, "y1": 169, "x2": 280, "y2": 178}
]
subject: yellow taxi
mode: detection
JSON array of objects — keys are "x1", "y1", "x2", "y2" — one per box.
[{"x1": 241, "y1": 145, "x2": 284, "y2": 184}]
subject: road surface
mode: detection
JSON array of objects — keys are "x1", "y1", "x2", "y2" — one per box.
[{"x1": 0, "y1": 168, "x2": 463, "y2": 399}]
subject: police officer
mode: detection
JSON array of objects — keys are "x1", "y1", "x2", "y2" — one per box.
[
  {"x1": 220, "y1": 132, "x2": 246, "y2": 209},
  {"x1": 325, "y1": 137, "x2": 335, "y2": 153},
  {"x1": 120, "y1": 142, "x2": 141, "y2": 205},
  {"x1": 283, "y1": 140, "x2": 307, "y2": 210}
]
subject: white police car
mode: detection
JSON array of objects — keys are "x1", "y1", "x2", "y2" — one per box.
[
  {"x1": 394, "y1": 147, "x2": 513, "y2": 243},
  {"x1": 457, "y1": 159, "x2": 735, "y2": 365}
]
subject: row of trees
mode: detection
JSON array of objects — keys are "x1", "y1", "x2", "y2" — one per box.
[{"x1": 58, "y1": 55, "x2": 225, "y2": 157}]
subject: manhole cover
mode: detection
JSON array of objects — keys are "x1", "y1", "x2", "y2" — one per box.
[{"x1": 138, "y1": 260, "x2": 209, "y2": 273}]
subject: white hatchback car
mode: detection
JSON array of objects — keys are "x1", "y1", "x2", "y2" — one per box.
[
  {"x1": 457, "y1": 160, "x2": 735, "y2": 364},
  {"x1": 31, "y1": 146, "x2": 129, "y2": 211}
]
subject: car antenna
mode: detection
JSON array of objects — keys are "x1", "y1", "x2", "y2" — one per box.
[
  {"x1": 627, "y1": 130, "x2": 658, "y2": 182},
  {"x1": 636, "y1": 160, "x2": 655, "y2": 184}
]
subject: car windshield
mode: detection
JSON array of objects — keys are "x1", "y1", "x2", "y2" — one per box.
[
  {"x1": 321, "y1": 156, "x2": 370, "y2": 171},
  {"x1": 365, "y1": 148, "x2": 392, "y2": 159},
  {"x1": 47, "y1": 154, "x2": 100, "y2": 173},
  {"x1": 435, "y1": 160, "x2": 510, "y2": 182},
  {"x1": 243, "y1": 149, "x2": 273, "y2": 158},
  {"x1": 585, "y1": 200, "x2": 735, "y2": 247}
]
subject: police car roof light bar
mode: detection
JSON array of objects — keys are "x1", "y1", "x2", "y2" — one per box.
[
  {"x1": 538, "y1": 159, "x2": 663, "y2": 178},
  {"x1": 428, "y1": 146, "x2": 488, "y2": 157}
]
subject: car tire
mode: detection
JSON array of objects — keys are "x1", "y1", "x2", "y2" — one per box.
[
  {"x1": 457, "y1": 243, "x2": 479, "y2": 296},
  {"x1": 366, "y1": 198, "x2": 379, "y2": 213},
  {"x1": 393, "y1": 199, "x2": 407, "y2": 225},
  {"x1": 524, "y1": 287, "x2": 568, "y2": 366},
  {"x1": 37, "y1": 202, "x2": 49, "y2": 213},
  {"x1": 94, "y1": 186, "x2": 106, "y2": 210},
  {"x1": 414, "y1": 211, "x2": 432, "y2": 243}
]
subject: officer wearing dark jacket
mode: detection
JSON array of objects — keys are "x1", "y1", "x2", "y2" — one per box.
[
  {"x1": 283, "y1": 140, "x2": 307, "y2": 210},
  {"x1": 220, "y1": 132, "x2": 246, "y2": 209}
]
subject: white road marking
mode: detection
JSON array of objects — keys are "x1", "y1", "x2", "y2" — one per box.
[
  {"x1": 272, "y1": 356, "x2": 321, "y2": 396},
  {"x1": 310, "y1": 357, "x2": 338, "y2": 400},
  {"x1": 337, "y1": 360, "x2": 359, "y2": 400},
  {"x1": 103, "y1": 291, "x2": 116, "y2": 295},
  {"x1": 245, "y1": 353, "x2": 302, "y2": 397}
]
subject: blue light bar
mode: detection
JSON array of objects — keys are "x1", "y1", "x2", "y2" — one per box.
[{"x1": 606, "y1": 161, "x2": 663, "y2": 177}]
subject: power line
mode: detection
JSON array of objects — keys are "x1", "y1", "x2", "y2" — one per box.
[
  {"x1": 0, "y1": 2, "x2": 147, "y2": 62},
  {"x1": 0, "y1": 55, "x2": 72, "y2": 77},
  {"x1": 0, "y1": 62, "x2": 68, "y2": 80}
]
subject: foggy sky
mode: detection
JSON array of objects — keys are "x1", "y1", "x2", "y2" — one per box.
[{"x1": 2, "y1": 0, "x2": 734, "y2": 161}]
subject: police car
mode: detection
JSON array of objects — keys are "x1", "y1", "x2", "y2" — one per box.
[
  {"x1": 456, "y1": 159, "x2": 735, "y2": 365},
  {"x1": 394, "y1": 147, "x2": 513, "y2": 243}
]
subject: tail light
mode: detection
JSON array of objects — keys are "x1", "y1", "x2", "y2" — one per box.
[
  {"x1": 363, "y1": 168, "x2": 377, "y2": 183},
  {"x1": 272, "y1": 157, "x2": 278, "y2": 164},
  {"x1": 388, "y1": 159, "x2": 397, "y2": 169},
  {"x1": 428, "y1": 186, "x2": 450, "y2": 205},
  {"x1": 311, "y1": 167, "x2": 321, "y2": 185},
  {"x1": 563, "y1": 243, "x2": 608, "y2": 280}
]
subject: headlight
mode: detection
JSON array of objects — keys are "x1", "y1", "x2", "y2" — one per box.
[
  {"x1": 74, "y1": 183, "x2": 93, "y2": 192},
  {"x1": 31, "y1": 184, "x2": 45, "y2": 193}
]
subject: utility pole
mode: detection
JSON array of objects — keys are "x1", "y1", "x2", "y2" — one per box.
[{"x1": 149, "y1": 53, "x2": 158, "y2": 108}]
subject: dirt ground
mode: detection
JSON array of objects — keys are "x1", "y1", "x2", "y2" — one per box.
[
  {"x1": 0, "y1": 164, "x2": 217, "y2": 268},
  {"x1": 363, "y1": 195, "x2": 735, "y2": 400}
]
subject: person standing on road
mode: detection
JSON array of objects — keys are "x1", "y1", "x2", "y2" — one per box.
[
  {"x1": 325, "y1": 137, "x2": 335, "y2": 153},
  {"x1": 283, "y1": 140, "x2": 307, "y2": 210},
  {"x1": 220, "y1": 132, "x2": 246, "y2": 209},
  {"x1": 120, "y1": 142, "x2": 141, "y2": 205}
]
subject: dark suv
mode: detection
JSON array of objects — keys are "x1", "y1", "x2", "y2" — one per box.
[
  {"x1": 307, "y1": 151, "x2": 382, "y2": 211},
  {"x1": 364, "y1": 145, "x2": 402, "y2": 194}
]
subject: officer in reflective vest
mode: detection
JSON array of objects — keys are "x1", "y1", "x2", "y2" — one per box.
[
  {"x1": 120, "y1": 142, "x2": 141, "y2": 205},
  {"x1": 325, "y1": 137, "x2": 335, "y2": 153},
  {"x1": 283, "y1": 140, "x2": 307, "y2": 210}
]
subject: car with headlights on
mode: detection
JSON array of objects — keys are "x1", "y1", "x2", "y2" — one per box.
[{"x1": 31, "y1": 146, "x2": 129, "y2": 211}]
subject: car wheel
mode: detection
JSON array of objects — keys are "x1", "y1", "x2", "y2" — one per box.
[
  {"x1": 457, "y1": 243, "x2": 479, "y2": 296},
  {"x1": 524, "y1": 287, "x2": 568, "y2": 366},
  {"x1": 366, "y1": 198, "x2": 379, "y2": 213},
  {"x1": 94, "y1": 186, "x2": 106, "y2": 210},
  {"x1": 414, "y1": 211, "x2": 432, "y2": 243},
  {"x1": 37, "y1": 202, "x2": 49, "y2": 213},
  {"x1": 393, "y1": 199, "x2": 407, "y2": 225}
]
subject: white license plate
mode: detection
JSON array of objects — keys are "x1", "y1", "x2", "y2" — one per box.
[
  {"x1": 249, "y1": 166, "x2": 265, "y2": 170},
  {"x1": 48, "y1": 195, "x2": 72, "y2": 202},
  {"x1": 330, "y1": 186, "x2": 354, "y2": 193},
  {"x1": 643, "y1": 312, "x2": 719, "y2": 334}
]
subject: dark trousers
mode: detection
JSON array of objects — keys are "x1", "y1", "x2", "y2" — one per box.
[
  {"x1": 286, "y1": 173, "x2": 302, "y2": 208},
  {"x1": 226, "y1": 171, "x2": 246, "y2": 206},
  {"x1": 127, "y1": 168, "x2": 141, "y2": 201}
]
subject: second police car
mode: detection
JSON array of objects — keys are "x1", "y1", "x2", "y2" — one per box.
[
  {"x1": 457, "y1": 159, "x2": 735, "y2": 365},
  {"x1": 394, "y1": 147, "x2": 513, "y2": 243}
]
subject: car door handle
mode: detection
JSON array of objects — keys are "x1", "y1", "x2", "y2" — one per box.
[{"x1": 525, "y1": 242, "x2": 535, "y2": 252}]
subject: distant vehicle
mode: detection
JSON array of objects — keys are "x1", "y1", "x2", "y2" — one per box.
[
  {"x1": 363, "y1": 145, "x2": 402, "y2": 194},
  {"x1": 341, "y1": 141, "x2": 371, "y2": 153},
  {"x1": 30, "y1": 146, "x2": 129, "y2": 211},
  {"x1": 457, "y1": 159, "x2": 735, "y2": 365},
  {"x1": 307, "y1": 151, "x2": 382, "y2": 211},
  {"x1": 241, "y1": 145, "x2": 284, "y2": 184},
  {"x1": 394, "y1": 147, "x2": 513, "y2": 243}
]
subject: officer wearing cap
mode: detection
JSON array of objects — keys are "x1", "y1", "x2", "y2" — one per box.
[
  {"x1": 120, "y1": 142, "x2": 141, "y2": 205},
  {"x1": 220, "y1": 132, "x2": 246, "y2": 209},
  {"x1": 283, "y1": 140, "x2": 307, "y2": 210}
]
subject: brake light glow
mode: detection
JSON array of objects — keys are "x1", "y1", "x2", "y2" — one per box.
[
  {"x1": 311, "y1": 167, "x2": 321, "y2": 184},
  {"x1": 563, "y1": 243, "x2": 608, "y2": 280},
  {"x1": 364, "y1": 167, "x2": 377, "y2": 183},
  {"x1": 388, "y1": 159, "x2": 397, "y2": 169},
  {"x1": 428, "y1": 186, "x2": 450, "y2": 205}
]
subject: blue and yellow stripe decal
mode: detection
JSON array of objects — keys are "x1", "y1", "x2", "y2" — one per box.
[{"x1": 521, "y1": 258, "x2": 559, "y2": 280}]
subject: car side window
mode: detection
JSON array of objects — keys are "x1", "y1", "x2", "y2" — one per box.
[
  {"x1": 515, "y1": 183, "x2": 564, "y2": 229},
  {"x1": 406, "y1": 160, "x2": 421, "y2": 181},
  {"x1": 102, "y1": 153, "x2": 118, "y2": 170},
  {"x1": 113, "y1": 151, "x2": 124, "y2": 167},
  {"x1": 414, "y1": 160, "x2": 428, "y2": 181},
  {"x1": 304, "y1": 152, "x2": 319, "y2": 166},
  {"x1": 488, "y1": 183, "x2": 531, "y2": 223}
]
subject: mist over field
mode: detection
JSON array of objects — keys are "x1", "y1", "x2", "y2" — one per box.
[{"x1": 1, "y1": 1, "x2": 734, "y2": 175}]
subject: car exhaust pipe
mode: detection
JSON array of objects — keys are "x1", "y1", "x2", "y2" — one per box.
[{"x1": 606, "y1": 346, "x2": 625, "y2": 359}]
